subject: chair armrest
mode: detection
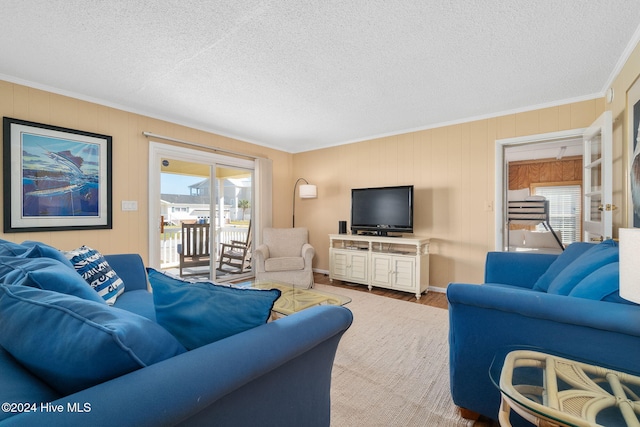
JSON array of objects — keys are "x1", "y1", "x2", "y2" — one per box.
[
  {"x1": 484, "y1": 251, "x2": 557, "y2": 288},
  {"x1": 447, "y1": 283, "x2": 640, "y2": 336},
  {"x1": 220, "y1": 243, "x2": 247, "y2": 251},
  {"x1": 301, "y1": 243, "x2": 315, "y2": 266},
  {"x1": 254, "y1": 244, "x2": 269, "y2": 272}
]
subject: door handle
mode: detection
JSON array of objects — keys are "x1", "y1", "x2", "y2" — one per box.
[{"x1": 598, "y1": 204, "x2": 618, "y2": 211}]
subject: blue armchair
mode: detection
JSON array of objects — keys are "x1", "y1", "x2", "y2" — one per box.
[{"x1": 447, "y1": 242, "x2": 640, "y2": 424}]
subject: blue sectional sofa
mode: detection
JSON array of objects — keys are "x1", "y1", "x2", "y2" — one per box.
[
  {"x1": 0, "y1": 243, "x2": 353, "y2": 426},
  {"x1": 447, "y1": 241, "x2": 640, "y2": 424}
]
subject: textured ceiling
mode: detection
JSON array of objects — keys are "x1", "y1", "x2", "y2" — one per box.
[{"x1": 1, "y1": 1, "x2": 640, "y2": 153}]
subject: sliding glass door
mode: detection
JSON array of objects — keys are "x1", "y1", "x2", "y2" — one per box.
[
  {"x1": 213, "y1": 166, "x2": 252, "y2": 279},
  {"x1": 149, "y1": 142, "x2": 255, "y2": 281}
]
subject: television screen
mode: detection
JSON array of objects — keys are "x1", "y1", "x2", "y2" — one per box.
[{"x1": 351, "y1": 185, "x2": 413, "y2": 235}]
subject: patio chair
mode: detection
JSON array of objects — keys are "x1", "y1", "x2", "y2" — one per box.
[
  {"x1": 179, "y1": 222, "x2": 210, "y2": 277},
  {"x1": 217, "y1": 221, "x2": 252, "y2": 274}
]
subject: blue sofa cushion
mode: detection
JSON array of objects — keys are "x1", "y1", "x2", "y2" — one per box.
[
  {"x1": 0, "y1": 256, "x2": 106, "y2": 304},
  {"x1": 0, "y1": 239, "x2": 31, "y2": 256},
  {"x1": 0, "y1": 347, "x2": 60, "y2": 422},
  {"x1": 113, "y1": 289, "x2": 157, "y2": 321},
  {"x1": 0, "y1": 284, "x2": 186, "y2": 396},
  {"x1": 547, "y1": 240, "x2": 618, "y2": 295},
  {"x1": 569, "y1": 262, "x2": 632, "y2": 304},
  {"x1": 532, "y1": 242, "x2": 594, "y2": 292},
  {"x1": 64, "y1": 246, "x2": 125, "y2": 305},
  {"x1": 0, "y1": 240, "x2": 73, "y2": 269},
  {"x1": 148, "y1": 268, "x2": 281, "y2": 350},
  {"x1": 20, "y1": 240, "x2": 75, "y2": 268}
]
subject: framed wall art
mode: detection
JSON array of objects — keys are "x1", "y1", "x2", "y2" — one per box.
[{"x1": 3, "y1": 117, "x2": 112, "y2": 232}]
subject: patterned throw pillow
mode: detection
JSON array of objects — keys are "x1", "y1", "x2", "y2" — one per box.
[{"x1": 64, "y1": 246, "x2": 125, "y2": 305}]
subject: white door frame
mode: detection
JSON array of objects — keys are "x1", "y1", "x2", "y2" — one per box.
[
  {"x1": 583, "y1": 111, "x2": 613, "y2": 241},
  {"x1": 494, "y1": 128, "x2": 586, "y2": 251}
]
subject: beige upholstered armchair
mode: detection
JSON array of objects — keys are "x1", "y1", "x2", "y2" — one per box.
[{"x1": 254, "y1": 227, "x2": 315, "y2": 289}]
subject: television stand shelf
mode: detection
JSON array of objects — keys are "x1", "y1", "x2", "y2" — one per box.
[{"x1": 329, "y1": 234, "x2": 430, "y2": 299}]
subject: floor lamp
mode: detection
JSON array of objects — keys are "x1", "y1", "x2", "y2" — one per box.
[{"x1": 293, "y1": 178, "x2": 317, "y2": 227}]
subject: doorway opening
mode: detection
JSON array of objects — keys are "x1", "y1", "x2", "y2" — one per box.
[{"x1": 495, "y1": 129, "x2": 586, "y2": 252}]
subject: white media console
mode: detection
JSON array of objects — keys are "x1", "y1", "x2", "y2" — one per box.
[{"x1": 329, "y1": 234, "x2": 430, "y2": 299}]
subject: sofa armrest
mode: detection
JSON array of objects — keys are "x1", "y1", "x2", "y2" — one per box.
[
  {"x1": 447, "y1": 283, "x2": 640, "y2": 419},
  {"x1": 3, "y1": 305, "x2": 353, "y2": 427},
  {"x1": 484, "y1": 251, "x2": 557, "y2": 288},
  {"x1": 104, "y1": 254, "x2": 149, "y2": 292}
]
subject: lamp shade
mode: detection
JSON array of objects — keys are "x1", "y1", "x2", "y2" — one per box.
[
  {"x1": 619, "y1": 228, "x2": 640, "y2": 304},
  {"x1": 299, "y1": 184, "x2": 317, "y2": 199}
]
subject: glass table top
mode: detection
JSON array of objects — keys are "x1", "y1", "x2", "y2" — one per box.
[
  {"x1": 489, "y1": 348, "x2": 640, "y2": 427},
  {"x1": 237, "y1": 280, "x2": 351, "y2": 316}
]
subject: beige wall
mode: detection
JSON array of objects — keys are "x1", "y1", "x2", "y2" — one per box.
[
  {"x1": 0, "y1": 80, "x2": 293, "y2": 261},
  {"x1": 2, "y1": 37, "x2": 640, "y2": 287},
  {"x1": 294, "y1": 100, "x2": 606, "y2": 286}
]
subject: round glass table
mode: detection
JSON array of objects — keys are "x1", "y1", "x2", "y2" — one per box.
[{"x1": 489, "y1": 348, "x2": 640, "y2": 427}]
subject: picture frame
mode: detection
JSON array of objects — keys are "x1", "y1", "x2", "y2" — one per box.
[
  {"x1": 628, "y1": 77, "x2": 640, "y2": 228},
  {"x1": 3, "y1": 117, "x2": 112, "y2": 232}
]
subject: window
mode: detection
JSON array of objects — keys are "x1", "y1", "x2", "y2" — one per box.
[{"x1": 532, "y1": 184, "x2": 581, "y2": 244}]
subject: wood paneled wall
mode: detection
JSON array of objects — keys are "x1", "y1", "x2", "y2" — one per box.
[
  {"x1": 508, "y1": 156, "x2": 583, "y2": 191},
  {"x1": 294, "y1": 99, "x2": 606, "y2": 287},
  {"x1": 0, "y1": 80, "x2": 293, "y2": 262}
]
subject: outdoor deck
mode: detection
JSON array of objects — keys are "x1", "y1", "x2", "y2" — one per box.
[{"x1": 160, "y1": 224, "x2": 250, "y2": 279}]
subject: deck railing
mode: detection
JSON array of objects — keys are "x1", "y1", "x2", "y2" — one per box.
[{"x1": 160, "y1": 226, "x2": 249, "y2": 269}]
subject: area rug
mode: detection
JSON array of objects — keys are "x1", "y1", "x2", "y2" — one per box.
[{"x1": 313, "y1": 284, "x2": 471, "y2": 427}]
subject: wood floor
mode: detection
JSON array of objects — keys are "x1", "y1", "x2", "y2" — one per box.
[{"x1": 314, "y1": 272, "x2": 500, "y2": 427}]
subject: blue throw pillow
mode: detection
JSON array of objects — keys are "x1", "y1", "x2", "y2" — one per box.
[
  {"x1": 0, "y1": 256, "x2": 105, "y2": 304},
  {"x1": 21, "y1": 241, "x2": 75, "y2": 269},
  {"x1": 569, "y1": 262, "x2": 632, "y2": 304},
  {"x1": 0, "y1": 284, "x2": 186, "y2": 395},
  {"x1": 0, "y1": 239, "x2": 30, "y2": 256},
  {"x1": 546, "y1": 240, "x2": 618, "y2": 295},
  {"x1": 148, "y1": 268, "x2": 281, "y2": 350},
  {"x1": 64, "y1": 246, "x2": 125, "y2": 305},
  {"x1": 532, "y1": 242, "x2": 594, "y2": 292}
]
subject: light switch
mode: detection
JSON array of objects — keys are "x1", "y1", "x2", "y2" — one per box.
[{"x1": 121, "y1": 201, "x2": 138, "y2": 211}]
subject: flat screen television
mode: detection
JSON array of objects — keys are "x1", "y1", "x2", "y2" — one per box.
[{"x1": 350, "y1": 185, "x2": 414, "y2": 236}]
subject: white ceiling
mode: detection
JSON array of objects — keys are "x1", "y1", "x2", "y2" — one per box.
[{"x1": 1, "y1": 1, "x2": 640, "y2": 153}]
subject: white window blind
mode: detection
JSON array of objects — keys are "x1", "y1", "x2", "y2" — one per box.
[{"x1": 533, "y1": 185, "x2": 581, "y2": 244}]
